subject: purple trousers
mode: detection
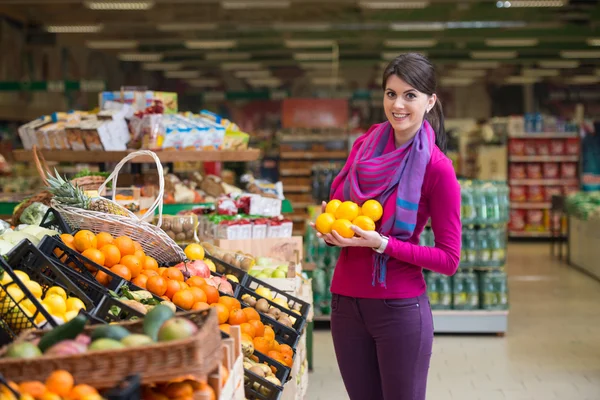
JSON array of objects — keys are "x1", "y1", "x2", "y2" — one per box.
[{"x1": 330, "y1": 293, "x2": 434, "y2": 400}]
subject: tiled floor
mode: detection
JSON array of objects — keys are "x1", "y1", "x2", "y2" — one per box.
[{"x1": 306, "y1": 243, "x2": 600, "y2": 400}]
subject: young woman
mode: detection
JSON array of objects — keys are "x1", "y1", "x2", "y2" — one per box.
[{"x1": 314, "y1": 53, "x2": 462, "y2": 399}]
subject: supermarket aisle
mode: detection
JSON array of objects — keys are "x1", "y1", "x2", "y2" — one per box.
[{"x1": 307, "y1": 243, "x2": 600, "y2": 400}]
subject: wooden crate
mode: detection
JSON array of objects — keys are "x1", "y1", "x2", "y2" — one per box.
[{"x1": 212, "y1": 236, "x2": 303, "y2": 264}]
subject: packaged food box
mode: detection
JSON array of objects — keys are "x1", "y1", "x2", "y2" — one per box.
[
  {"x1": 536, "y1": 140, "x2": 551, "y2": 156},
  {"x1": 509, "y1": 139, "x2": 525, "y2": 156},
  {"x1": 566, "y1": 138, "x2": 579, "y2": 155},
  {"x1": 526, "y1": 210, "x2": 545, "y2": 231},
  {"x1": 561, "y1": 163, "x2": 577, "y2": 179},
  {"x1": 527, "y1": 186, "x2": 544, "y2": 202},
  {"x1": 543, "y1": 163, "x2": 560, "y2": 179},
  {"x1": 544, "y1": 186, "x2": 563, "y2": 202},
  {"x1": 509, "y1": 210, "x2": 526, "y2": 231},
  {"x1": 550, "y1": 139, "x2": 565, "y2": 155},
  {"x1": 510, "y1": 186, "x2": 527, "y2": 202},
  {"x1": 526, "y1": 164, "x2": 543, "y2": 179},
  {"x1": 563, "y1": 185, "x2": 579, "y2": 196},
  {"x1": 524, "y1": 141, "x2": 537, "y2": 156},
  {"x1": 81, "y1": 120, "x2": 105, "y2": 151},
  {"x1": 66, "y1": 123, "x2": 87, "y2": 150},
  {"x1": 510, "y1": 164, "x2": 527, "y2": 180}
]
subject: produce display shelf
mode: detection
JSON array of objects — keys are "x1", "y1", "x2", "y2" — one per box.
[
  {"x1": 509, "y1": 155, "x2": 579, "y2": 162},
  {"x1": 13, "y1": 149, "x2": 261, "y2": 164},
  {"x1": 432, "y1": 310, "x2": 508, "y2": 335},
  {"x1": 510, "y1": 202, "x2": 552, "y2": 209},
  {"x1": 509, "y1": 179, "x2": 579, "y2": 186}
]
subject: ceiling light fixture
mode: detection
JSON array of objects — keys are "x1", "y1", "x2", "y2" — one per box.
[
  {"x1": 470, "y1": 51, "x2": 517, "y2": 59},
  {"x1": 164, "y1": 70, "x2": 201, "y2": 79},
  {"x1": 586, "y1": 38, "x2": 600, "y2": 46},
  {"x1": 157, "y1": 23, "x2": 218, "y2": 31},
  {"x1": 185, "y1": 40, "x2": 237, "y2": 49},
  {"x1": 222, "y1": 1, "x2": 291, "y2": 9},
  {"x1": 522, "y1": 68, "x2": 559, "y2": 77},
  {"x1": 359, "y1": 1, "x2": 429, "y2": 9},
  {"x1": 384, "y1": 39, "x2": 437, "y2": 48},
  {"x1": 485, "y1": 38, "x2": 539, "y2": 47},
  {"x1": 234, "y1": 70, "x2": 272, "y2": 78},
  {"x1": 560, "y1": 50, "x2": 600, "y2": 59},
  {"x1": 449, "y1": 69, "x2": 487, "y2": 78},
  {"x1": 382, "y1": 51, "x2": 427, "y2": 60},
  {"x1": 505, "y1": 76, "x2": 540, "y2": 84},
  {"x1": 299, "y1": 62, "x2": 335, "y2": 70},
  {"x1": 119, "y1": 53, "x2": 163, "y2": 62},
  {"x1": 311, "y1": 77, "x2": 345, "y2": 85},
  {"x1": 247, "y1": 78, "x2": 282, "y2": 87},
  {"x1": 389, "y1": 22, "x2": 445, "y2": 31},
  {"x1": 188, "y1": 79, "x2": 221, "y2": 87},
  {"x1": 86, "y1": 40, "x2": 138, "y2": 49},
  {"x1": 446, "y1": 21, "x2": 526, "y2": 29},
  {"x1": 141, "y1": 62, "x2": 182, "y2": 70},
  {"x1": 46, "y1": 25, "x2": 104, "y2": 33},
  {"x1": 496, "y1": 0, "x2": 563, "y2": 7},
  {"x1": 440, "y1": 77, "x2": 474, "y2": 86},
  {"x1": 294, "y1": 52, "x2": 335, "y2": 61},
  {"x1": 205, "y1": 52, "x2": 251, "y2": 61},
  {"x1": 84, "y1": 1, "x2": 154, "y2": 10},
  {"x1": 568, "y1": 75, "x2": 600, "y2": 84},
  {"x1": 538, "y1": 60, "x2": 579, "y2": 68},
  {"x1": 221, "y1": 62, "x2": 263, "y2": 70},
  {"x1": 273, "y1": 23, "x2": 332, "y2": 31},
  {"x1": 285, "y1": 40, "x2": 335, "y2": 48},
  {"x1": 457, "y1": 61, "x2": 501, "y2": 68}
]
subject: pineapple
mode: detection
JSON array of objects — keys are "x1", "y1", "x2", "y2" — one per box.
[{"x1": 46, "y1": 172, "x2": 131, "y2": 217}]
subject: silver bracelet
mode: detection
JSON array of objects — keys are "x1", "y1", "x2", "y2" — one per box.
[{"x1": 374, "y1": 235, "x2": 389, "y2": 254}]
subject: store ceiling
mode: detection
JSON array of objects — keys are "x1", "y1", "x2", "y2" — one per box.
[{"x1": 2, "y1": 0, "x2": 600, "y2": 88}]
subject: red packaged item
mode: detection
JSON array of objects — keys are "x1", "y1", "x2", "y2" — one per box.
[
  {"x1": 561, "y1": 163, "x2": 577, "y2": 179},
  {"x1": 527, "y1": 186, "x2": 545, "y2": 202},
  {"x1": 216, "y1": 197, "x2": 238, "y2": 216},
  {"x1": 509, "y1": 139, "x2": 526, "y2": 156},
  {"x1": 544, "y1": 187, "x2": 563, "y2": 202},
  {"x1": 550, "y1": 139, "x2": 565, "y2": 155},
  {"x1": 536, "y1": 140, "x2": 551, "y2": 156},
  {"x1": 566, "y1": 138, "x2": 579, "y2": 155},
  {"x1": 563, "y1": 185, "x2": 579, "y2": 196},
  {"x1": 510, "y1": 186, "x2": 527, "y2": 202},
  {"x1": 543, "y1": 163, "x2": 559, "y2": 179},
  {"x1": 509, "y1": 210, "x2": 526, "y2": 231},
  {"x1": 526, "y1": 210, "x2": 545, "y2": 231},
  {"x1": 510, "y1": 164, "x2": 527, "y2": 180},
  {"x1": 524, "y1": 141, "x2": 537, "y2": 156},
  {"x1": 526, "y1": 164, "x2": 543, "y2": 179}
]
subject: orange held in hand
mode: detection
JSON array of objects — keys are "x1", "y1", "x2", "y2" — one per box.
[
  {"x1": 315, "y1": 213, "x2": 336, "y2": 235},
  {"x1": 361, "y1": 199, "x2": 383, "y2": 222},
  {"x1": 335, "y1": 201, "x2": 360, "y2": 221},
  {"x1": 353, "y1": 215, "x2": 376, "y2": 232},
  {"x1": 325, "y1": 199, "x2": 342, "y2": 214},
  {"x1": 331, "y1": 219, "x2": 354, "y2": 238}
]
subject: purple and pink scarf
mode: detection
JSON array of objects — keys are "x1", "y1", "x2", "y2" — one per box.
[{"x1": 331, "y1": 120, "x2": 434, "y2": 287}]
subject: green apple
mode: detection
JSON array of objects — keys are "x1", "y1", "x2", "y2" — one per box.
[
  {"x1": 272, "y1": 269, "x2": 287, "y2": 278},
  {"x1": 256, "y1": 273, "x2": 270, "y2": 279},
  {"x1": 277, "y1": 265, "x2": 288, "y2": 271},
  {"x1": 249, "y1": 269, "x2": 260, "y2": 277},
  {"x1": 262, "y1": 268, "x2": 275, "y2": 276}
]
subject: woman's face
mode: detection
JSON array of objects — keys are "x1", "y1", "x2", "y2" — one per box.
[{"x1": 383, "y1": 75, "x2": 436, "y2": 139}]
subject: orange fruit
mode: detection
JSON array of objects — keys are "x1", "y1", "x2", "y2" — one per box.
[
  {"x1": 263, "y1": 326, "x2": 275, "y2": 342},
  {"x1": 60, "y1": 233, "x2": 75, "y2": 246},
  {"x1": 164, "y1": 382, "x2": 193, "y2": 398},
  {"x1": 69, "y1": 384, "x2": 98, "y2": 399},
  {"x1": 241, "y1": 333, "x2": 253, "y2": 344},
  {"x1": 325, "y1": 199, "x2": 342, "y2": 215},
  {"x1": 121, "y1": 255, "x2": 142, "y2": 278},
  {"x1": 282, "y1": 353, "x2": 294, "y2": 367},
  {"x1": 352, "y1": 215, "x2": 376, "y2": 232},
  {"x1": 18, "y1": 381, "x2": 46, "y2": 397},
  {"x1": 228, "y1": 309, "x2": 247, "y2": 325},
  {"x1": 95, "y1": 232, "x2": 114, "y2": 249},
  {"x1": 212, "y1": 303, "x2": 230, "y2": 324},
  {"x1": 334, "y1": 201, "x2": 360, "y2": 221},
  {"x1": 219, "y1": 323, "x2": 231, "y2": 334},
  {"x1": 242, "y1": 307, "x2": 260, "y2": 322},
  {"x1": 172, "y1": 289, "x2": 195, "y2": 310},
  {"x1": 45, "y1": 370, "x2": 74, "y2": 397},
  {"x1": 146, "y1": 276, "x2": 167, "y2": 296},
  {"x1": 220, "y1": 364, "x2": 229, "y2": 387},
  {"x1": 253, "y1": 337, "x2": 271, "y2": 354},
  {"x1": 279, "y1": 344, "x2": 294, "y2": 357},
  {"x1": 361, "y1": 199, "x2": 383, "y2": 222},
  {"x1": 134, "y1": 250, "x2": 146, "y2": 263},
  {"x1": 142, "y1": 269, "x2": 159, "y2": 277},
  {"x1": 219, "y1": 296, "x2": 241, "y2": 311},
  {"x1": 164, "y1": 267, "x2": 184, "y2": 282},
  {"x1": 132, "y1": 274, "x2": 148, "y2": 289},
  {"x1": 99, "y1": 244, "x2": 121, "y2": 268},
  {"x1": 315, "y1": 213, "x2": 336, "y2": 235},
  {"x1": 197, "y1": 382, "x2": 216, "y2": 400},
  {"x1": 143, "y1": 256, "x2": 159, "y2": 271},
  {"x1": 157, "y1": 267, "x2": 168, "y2": 276},
  {"x1": 110, "y1": 264, "x2": 132, "y2": 281},
  {"x1": 179, "y1": 281, "x2": 190, "y2": 290},
  {"x1": 114, "y1": 236, "x2": 135, "y2": 257},
  {"x1": 54, "y1": 241, "x2": 74, "y2": 263},
  {"x1": 268, "y1": 350, "x2": 284, "y2": 363},
  {"x1": 95, "y1": 270, "x2": 111, "y2": 286},
  {"x1": 248, "y1": 320, "x2": 265, "y2": 337},
  {"x1": 186, "y1": 276, "x2": 206, "y2": 288},
  {"x1": 133, "y1": 241, "x2": 143, "y2": 252},
  {"x1": 331, "y1": 219, "x2": 354, "y2": 238},
  {"x1": 192, "y1": 301, "x2": 210, "y2": 311},
  {"x1": 164, "y1": 279, "x2": 181, "y2": 299},
  {"x1": 82, "y1": 248, "x2": 105, "y2": 267},
  {"x1": 74, "y1": 230, "x2": 97, "y2": 252},
  {"x1": 189, "y1": 286, "x2": 207, "y2": 304},
  {"x1": 41, "y1": 393, "x2": 62, "y2": 400},
  {"x1": 240, "y1": 322, "x2": 256, "y2": 338},
  {"x1": 201, "y1": 285, "x2": 220, "y2": 304}
]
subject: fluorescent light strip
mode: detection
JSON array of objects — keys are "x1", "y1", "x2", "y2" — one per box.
[
  {"x1": 119, "y1": 53, "x2": 163, "y2": 62},
  {"x1": 222, "y1": 1, "x2": 291, "y2": 9},
  {"x1": 458, "y1": 61, "x2": 501, "y2": 69},
  {"x1": 247, "y1": 78, "x2": 282, "y2": 87},
  {"x1": 205, "y1": 52, "x2": 251, "y2": 61},
  {"x1": 311, "y1": 77, "x2": 345, "y2": 85},
  {"x1": 273, "y1": 23, "x2": 332, "y2": 31},
  {"x1": 235, "y1": 70, "x2": 272, "y2": 78},
  {"x1": 384, "y1": 39, "x2": 437, "y2": 48},
  {"x1": 382, "y1": 52, "x2": 428, "y2": 60},
  {"x1": 164, "y1": 70, "x2": 201, "y2": 79},
  {"x1": 485, "y1": 39, "x2": 539, "y2": 47},
  {"x1": 496, "y1": 0, "x2": 563, "y2": 7},
  {"x1": 446, "y1": 21, "x2": 526, "y2": 29},
  {"x1": 84, "y1": 1, "x2": 154, "y2": 10},
  {"x1": 522, "y1": 68, "x2": 559, "y2": 77},
  {"x1": 359, "y1": 1, "x2": 429, "y2": 9},
  {"x1": 449, "y1": 69, "x2": 487, "y2": 78},
  {"x1": 440, "y1": 77, "x2": 474, "y2": 86},
  {"x1": 390, "y1": 22, "x2": 445, "y2": 31},
  {"x1": 587, "y1": 38, "x2": 600, "y2": 46},
  {"x1": 46, "y1": 25, "x2": 103, "y2": 33},
  {"x1": 221, "y1": 62, "x2": 263, "y2": 70},
  {"x1": 568, "y1": 75, "x2": 600, "y2": 84},
  {"x1": 188, "y1": 79, "x2": 221, "y2": 87},
  {"x1": 505, "y1": 76, "x2": 540, "y2": 84},
  {"x1": 299, "y1": 62, "x2": 335, "y2": 70},
  {"x1": 157, "y1": 23, "x2": 218, "y2": 31},
  {"x1": 294, "y1": 52, "x2": 335, "y2": 61},
  {"x1": 142, "y1": 62, "x2": 182, "y2": 71},
  {"x1": 285, "y1": 40, "x2": 335, "y2": 48},
  {"x1": 86, "y1": 40, "x2": 138, "y2": 49},
  {"x1": 538, "y1": 60, "x2": 579, "y2": 68},
  {"x1": 470, "y1": 51, "x2": 517, "y2": 59},
  {"x1": 185, "y1": 40, "x2": 237, "y2": 50},
  {"x1": 561, "y1": 50, "x2": 600, "y2": 59}
]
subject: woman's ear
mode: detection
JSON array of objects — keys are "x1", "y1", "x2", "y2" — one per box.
[{"x1": 427, "y1": 94, "x2": 437, "y2": 113}]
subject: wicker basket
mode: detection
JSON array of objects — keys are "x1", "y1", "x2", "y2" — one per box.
[
  {"x1": 0, "y1": 308, "x2": 221, "y2": 388},
  {"x1": 51, "y1": 150, "x2": 185, "y2": 264}
]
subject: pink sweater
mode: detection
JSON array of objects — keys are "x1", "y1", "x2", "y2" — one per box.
[{"x1": 330, "y1": 124, "x2": 462, "y2": 299}]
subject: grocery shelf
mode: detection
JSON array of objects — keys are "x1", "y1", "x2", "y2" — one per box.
[
  {"x1": 280, "y1": 168, "x2": 312, "y2": 177},
  {"x1": 431, "y1": 310, "x2": 508, "y2": 334},
  {"x1": 510, "y1": 202, "x2": 552, "y2": 209},
  {"x1": 13, "y1": 149, "x2": 261, "y2": 163},
  {"x1": 285, "y1": 185, "x2": 312, "y2": 193},
  {"x1": 280, "y1": 151, "x2": 347, "y2": 160},
  {"x1": 509, "y1": 179, "x2": 579, "y2": 186},
  {"x1": 509, "y1": 231, "x2": 552, "y2": 237},
  {"x1": 509, "y1": 155, "x2": 579, "y2": 162},
  {"x1": 509, "y1": 133, "x2": 578, "y2": 139}
]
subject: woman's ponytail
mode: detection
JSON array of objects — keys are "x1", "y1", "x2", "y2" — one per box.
[{"x1": 426, "y1": 100, "x2": 446, "y2": 153}]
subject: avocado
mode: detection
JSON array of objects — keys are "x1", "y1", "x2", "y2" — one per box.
[{"x1": 91, "y1": 325, "x2": 131, "y2": 342}]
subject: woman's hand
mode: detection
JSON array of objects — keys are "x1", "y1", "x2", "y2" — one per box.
[{"x1": 323, "y1": 226, "x2": 383, "y2": 248}]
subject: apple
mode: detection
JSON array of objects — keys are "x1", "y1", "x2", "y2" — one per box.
[
  {"x1": 256, "y1": 273, "x2": 270, "y2": 279},
  {"x1": 249, "y1": 269, "x2": 260, "y2": 277},
  {"x1": 157, "y1": 318, "x2": 198, "y2": 342},
  {"x1": 262, "y1": 268, "x2": 275, "y2": 276},
  {"x1": 271, "y1": 269, "x2": 287, "y2": 278}
]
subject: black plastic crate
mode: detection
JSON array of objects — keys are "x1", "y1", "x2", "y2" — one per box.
[
  {"x1": 244, "y1": 370, "x2": 283, "y2": 400},
  {"x1": 240, "y1": 302, "x2": 300, "y2": 350},
  {"x1": 103, "y1": 375, "x2": 141, "y2": 400},
  {"x1": 206, "y1": 254, "x2": 250, "y2": 294},
  {"x1": 39, "y1": 207, "x2": 73, "y2": 235},
  {"x1": 252, "y1": 348, "x2": 291, "y2": 383},
  {"x1": 238, "y1": 282, "x2": 307, "y2": 336}
]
